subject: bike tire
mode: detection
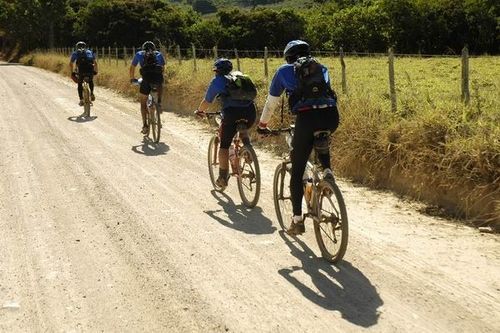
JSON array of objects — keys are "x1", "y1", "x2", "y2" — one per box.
[
  {"x1": 207, "y1": 135, "x2": 224, "y2": 191},
  {"x1": 149, "y1": 104, "x2": 161, "y2": 143},
  {"x1": 236, "y1": 145, "x2": 261, "y2": 208},
  {"x1": 82, "y1": 82, "x2": 91, "y2": 117},
  {"x1": 272, "y1": 162, "x2": 293, "y2": 231},
  {"x1": 314, "y1": 180, "x2": 349, "y2": 263}
]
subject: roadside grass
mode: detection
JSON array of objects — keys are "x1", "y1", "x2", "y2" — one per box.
[{"x1": 22, "y1": 52, "x2": 500, "y2": 228}]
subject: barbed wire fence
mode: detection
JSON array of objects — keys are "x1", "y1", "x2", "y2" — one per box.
[{"x1": 45, "y1": 44, "x2": 474, "y2": 110}]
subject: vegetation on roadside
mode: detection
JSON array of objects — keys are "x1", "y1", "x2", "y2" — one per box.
[
  {"x1": 21, "y1": 52, "x2": 500, "y2": 228},
  {"x1": 1, "y1": 0, "x2": 498, "y2": 55}
]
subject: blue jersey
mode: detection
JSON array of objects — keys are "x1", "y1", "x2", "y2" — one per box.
[
  {"x1": 131, "y1": 51, "x2": 165, "y2": 67},
  {"x1": 269, "y1": 63, "x2": 336, "y2": 112},
  {"x1": 205, "y1": 75, "x2": 253, "y2": 110},
  {"x1": 70, "y1": 49, "x2": 95, "y2": 63}
]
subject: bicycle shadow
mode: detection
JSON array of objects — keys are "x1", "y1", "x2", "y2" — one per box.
[
  {"x1": 67, "y1": 115, "x2": 97, "y2": 123},
  {"x1": 204, "y1": 190, "x2": 276, "y2": 235},
  {"x1": 278, "y1": 231, "x2": 383, "y2": 328},
  {"x1": 131, "y1": 137, "x2": 169, "y2": 156}
]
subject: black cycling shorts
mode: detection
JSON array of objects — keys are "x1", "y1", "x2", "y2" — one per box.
[
  {"x1": 219, "y1": 104, "x2": 257, "y2": 149},
  {"x1": 139, "y1": 77, "x2": 163, "y2": 95}
]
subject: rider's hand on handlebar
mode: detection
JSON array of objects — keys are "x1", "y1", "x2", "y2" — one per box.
[
  {"x1": 130, "y1": 78, "x2": 138, "y2": 84},
  {"x1": 194, "y1": 109, "x2": 205, "y2": 118},
  {"x1": 256, "y1": 122, "x2": 272, "y2": 137}
]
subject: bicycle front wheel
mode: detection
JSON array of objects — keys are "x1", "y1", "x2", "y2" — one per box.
[
  {"x1": 237, "y1": 145, "x2": 261, "y2": 208},
  {"x1": 273, "y1": 162, "x2": 293, "y2": 230},
  {"x1": 149, "y1": 104, "x2": 161, "y2": 143},
  {"x1": 207, "y1": 135, "x2": 224, "y2": 191},
  {"x1": 82, "y1": 82, "x2": 91, "y2": 117},
  {"x1": 314, "y1": 180, "x2": 348, "y2": 263}
]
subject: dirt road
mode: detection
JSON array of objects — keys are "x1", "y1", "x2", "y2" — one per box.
[{"x1": 0, "y1": 64, "x2": 498, "y2": 332}]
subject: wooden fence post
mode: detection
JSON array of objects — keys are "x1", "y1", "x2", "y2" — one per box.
[
  {"x1": 234, "y1": 48, "x2": 240, "y2": 71},
  {"x1": 264, "y1": 46, "x2": 269, "y2": 79},
  {"x1": 132, "y1": 46, "x2": 136, "y2": 57},
  {"x1": 461, "y1": 46, "x2": 470, "y2": 105},
  {"x1": 123, "y1": 46, "x2": 127, "y2": 66},
  {"x1": 108, "y1": 46, "x2": 111, "y2": 64},
  {"x1": 115, "y1": 47, "x2": 118, "y2": 65},
  {"x1": 213, "y1": 45, "x2": 218, "y2": 59},
  {"x1": 388, "y1": 47, "x2": 397, "y2": 113},
  {"x1": 340, "y1": 47, "x2": 347, "y2": 94},
  {"x1": 102, "y1": 47, "x2": 105, "y2": 61},
  {"x1": 192, "y1": 44, "x2": 197, "y2": 72}
]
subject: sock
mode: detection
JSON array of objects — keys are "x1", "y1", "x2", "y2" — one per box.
[{"x1": 293, "y1": 215, "x2": 303, "y2": 223}]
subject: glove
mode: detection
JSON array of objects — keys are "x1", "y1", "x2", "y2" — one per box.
[
  {"x1": 130, "y1": 78, "x2": 138, "y2": 84},
  {"x1": 256, "y1": 122, "x2": 271, "y2": 136},
  {"x1": 194, "y1": 109, "x2": 205, "y2": 118}
]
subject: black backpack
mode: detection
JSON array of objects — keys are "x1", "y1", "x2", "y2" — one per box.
[
  {"x1": 289, "y1": 56, "x2": 335, "y2": 111},
  {"x1": 76, "y1": 50, "x2": 94, "y2": 73},
  {"x1": 225, "y1": 72, "x2": 257, "y2": 102},
  {"x1": 140, "y1": 50, "x2": 162, "y2": 78}
]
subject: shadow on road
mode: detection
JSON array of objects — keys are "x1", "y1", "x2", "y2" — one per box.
[
  {"x1": 204, "y1": 190, "x2": 276, "y2": 235},
  {"x1": 131, "y1": 137, "x2": 169, "y2": 156},
  {"x1": 67, "y1": 115, "x2": 97, "y2": 123},
  {"x1": 278, "y1": 232, "x2": 383, "y2": 328}
]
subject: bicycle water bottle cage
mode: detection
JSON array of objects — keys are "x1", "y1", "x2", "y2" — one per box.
[{"x1": 313, "y1": 130, "x2": 330, "y2": 155}]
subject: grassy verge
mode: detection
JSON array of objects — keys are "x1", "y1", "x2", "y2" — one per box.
[{"x1": 21, "y1": 52, "x2": 500, "y2": 229}]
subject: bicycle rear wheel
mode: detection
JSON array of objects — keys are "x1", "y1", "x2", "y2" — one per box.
[
  {"x1": 207, "y1": 135, "x2": 224, "y2": 191},
  {"x1": 82, "y1": 82, "x2": 91, "y2": 117},
  {"x1": 273, "y1": 162, "x2": 293, "y2": 230},
  {"x1": 314, "y1": 180, "x2": 348, "y2": 263},
  {"x1": 149, "y1": 104, "x2": 161, "y2": 143},
  {"x1": 237, "y1": 145, "x2": 261, "y2": 208}
]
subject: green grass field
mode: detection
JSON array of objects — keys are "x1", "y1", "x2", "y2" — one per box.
[{"x1": 23, "y1": 52, "x2": 500, "y2": 228}]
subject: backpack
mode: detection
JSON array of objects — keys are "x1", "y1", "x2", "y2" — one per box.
[
  {"x1": 225, "y1": 72, "x2": 257, "y2": 101},
  {"x1": 76, "y1": 50, "x2": 94, "y2": 74},
  {"x1": 289, "y1": 56, "x2": 335, "y2": 112},
  {"x1": 140, "y1": 50, "x2": 163, "y2": 79},
  {"x1": 143, "y1": 50, "x2": 158, "y2": 67}
]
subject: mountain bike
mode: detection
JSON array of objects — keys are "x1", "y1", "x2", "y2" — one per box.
[
  {"x1": 73, "y1": 72, "x2": 92, "y2": 117},
  {"x1": 205, "y1": 112, "x2": 261, "y2": 208},
  {"x1": 133, "y1": 78, "x2": 161, "y2": 143},
  {"x1": 270, "y1": 126, "x2": 348, "y2": 263}
]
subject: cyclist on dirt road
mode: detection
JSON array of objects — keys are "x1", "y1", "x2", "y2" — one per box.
[
  {"x1": 257, "y1": 40, "x2": 339, "y2": 236},
  {"x1": 195, "y1": 58, "x2": 257, "y2": 189},
  {"x1": 69, "y1": 41, "x2": 98, "y2": 106},
  {"x1": 129, "y1": 41, "x2": 166, "y2": 134}
]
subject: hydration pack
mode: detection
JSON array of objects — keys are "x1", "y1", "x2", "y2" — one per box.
[
  {"x1": 76, "y1": 50, "x2": 94, "y2": 74},
  {"x1": 289, "y1": 56, "x2": 335, "y2": 112},
  {"x1": 140, "y1": 50, "x2": 163, "y2": 81},
  {"x1": 225, "y1": 72, "x2": 257, "y2": 101}
]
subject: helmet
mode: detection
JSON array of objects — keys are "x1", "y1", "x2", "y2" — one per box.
[
  {"x1": 142, "y1": 41, "x2": 156, "y2": 51},
  {"x1": 284, "y1": 40, "x2": 310, "y2": 64},
  {"x1": 213, "y1": 58, "x2": 233, "y2": 75},
  {"x1": 75, "y1": 41, "x2": 86, "y2": 50}
]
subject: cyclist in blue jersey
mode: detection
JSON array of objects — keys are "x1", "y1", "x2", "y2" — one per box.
[
  {"x1": 195, "y1": 58, "x2": 257, "y2": 188},
  {"x1": 129, "y1": 41, "x2": 166, "y2": 134},
  {"x1": 69, "y1": 41, "x2": 98, "y2": 106},
  {"x1": 257, "y1": 40, "x2": 339, "y2": 236}
]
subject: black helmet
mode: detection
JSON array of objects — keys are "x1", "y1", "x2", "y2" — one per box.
[
  {"x1": 75, "y1": 41, "x2": 86, "y2": 50},
  {"x1": 142, "y1": 41, "x2": 156, "y2": 51},
  {"x1": 213, "y1": 58, "x2": 233, "y2": 75},
  {"x1": 284, "y1": 40, "x2": 310, "y2": 64}
]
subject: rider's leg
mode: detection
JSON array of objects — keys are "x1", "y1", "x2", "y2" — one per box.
[
  {"x1": 217, "y1": 112, "x2": 238, "y2": 187},
  {"x1": 139, "y1": 80, "x2": 151, "y2": 133},
  {"x1": 140, "y1": 94, "x2": 148, "y2": 126},
  {"x1": 77, "y1": 81, "x2": 83, "y2": 101},
  {"x1": 89, "y1": 79, "x2": 95, "y2": 101},
  {"x1": 312, "y1": 106, "x2": 340, "y2": 178},
  {"x1": 238, "y1": 103, "x2": 257, "y2": 146}
]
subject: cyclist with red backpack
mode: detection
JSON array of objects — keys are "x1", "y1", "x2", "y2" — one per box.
[
  {"x1": 69, "y1": 41, "x2": 98, "y2": 106},
  {"x1": 257, "y1": 40, "x2": 339, "y2": 236},
  {"x1": 129, "y1": 41, "x2": 166, "y2": 134},
  {"x1": 195, "y1": 58, "x2": 257, "y2": 188}
]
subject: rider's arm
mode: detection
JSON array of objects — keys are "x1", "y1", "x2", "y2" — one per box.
[
  {"x1": 196, "y1": 77, "x2": 223, "y2": 113},
  {"x1": 69, "y1": 52, "x2": 76, "y2": 74},
  {"x1": 258, "y1": 70, "x2": 285, "y2": 128},
  {"x1": 129, "y1": 53, "x2": 140, "y2": 80}
]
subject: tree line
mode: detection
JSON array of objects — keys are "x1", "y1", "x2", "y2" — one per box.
[{"x1": 0, "y1": 0, "x2": 498, "y2": 55}]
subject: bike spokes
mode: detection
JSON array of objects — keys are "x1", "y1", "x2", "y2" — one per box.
[{"x1": 237, "y1": 146, "x2": 261, "y2": 208}]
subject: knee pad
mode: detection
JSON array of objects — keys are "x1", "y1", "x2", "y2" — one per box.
[{"x1": 313, "y1": 131, "x2": 331, "y2": 155}]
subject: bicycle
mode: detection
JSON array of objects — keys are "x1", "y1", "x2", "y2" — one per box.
[
  {"x1": 204, "y1": 111, "x2": 261, "y2": 208},
  {"x1": 73, "y1": 72, "x2": 92, "y2": 117},
  {"x1": 270, "y1": 126, "x2": 348, "y2": 263},
  {"x1": 132, "y1": 78, "x2": 162, "y2": 143}
]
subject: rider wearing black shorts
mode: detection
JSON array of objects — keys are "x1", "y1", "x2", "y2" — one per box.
[
  {"x1": 195, "y1": 58, "x2": 256, "y2": 188},
  {"x1": 69, "y1": 41, "x2": 98, "y2": 106},
  {"x1": 257, "y1": 40, "x2": 339, "y2": 235},
  {"x1": 129, "y1": 41, "x2": 166, "y2": 134}
]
